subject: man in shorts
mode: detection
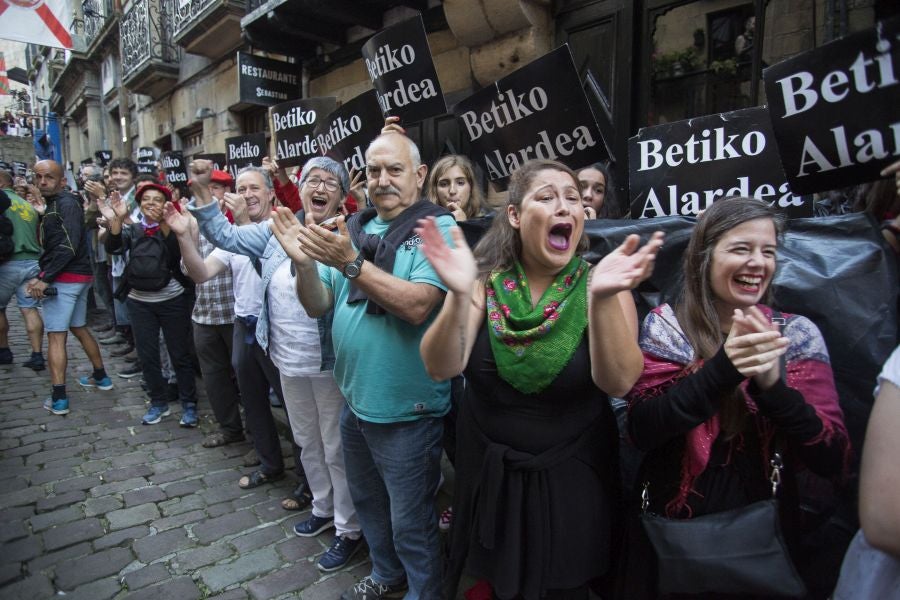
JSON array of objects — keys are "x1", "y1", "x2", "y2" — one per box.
[
  {"x1": 25, "y1": 160, "x2": 113, "y2": 415},
  {"x1": 0, "y1": 169, "x2": 44, "y2": 370}
]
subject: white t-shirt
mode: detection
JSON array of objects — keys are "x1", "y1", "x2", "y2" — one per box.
[
  {"x1": 267, "y1": 259, "x2": 322, "y2": 376},
  {"x1": 832, "y1": 344, "x2": 900, "y2": 599},
  {"x1": 210, "y1": 248, "x2": 262, "y2": 318}
]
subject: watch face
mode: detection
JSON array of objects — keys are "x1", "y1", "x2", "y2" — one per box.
[{"x1": 344, "y1": 263, "x2": 361, "y2": 279}]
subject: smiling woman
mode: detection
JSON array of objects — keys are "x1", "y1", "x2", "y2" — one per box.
[
  {"x1": 418, "y1": 159, "x2": 664, "y2": 599},
  {"x1": 618, "y1": 196, "x2": 851, "y2": 598}
]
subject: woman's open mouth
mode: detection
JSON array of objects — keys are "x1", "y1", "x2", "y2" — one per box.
[
  {"x1": 734, "y1": 274, "x2": 763, "y2": 292},
  {"x1": 310, "y1": 195, "x2": 328, "y2": 210},
  {"x1": 548, "y1": 223, "x2": 572, "y2": 251}
]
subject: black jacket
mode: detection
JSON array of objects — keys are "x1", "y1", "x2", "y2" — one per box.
[{"x1": 39, "y1": 190, "x2": 92, "y2": 283}]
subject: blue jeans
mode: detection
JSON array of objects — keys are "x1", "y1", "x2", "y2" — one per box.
[
  {"x1": 340, "y1": 404, "x2": 443, "y2": 599},
  {"x1": 0, "y1": 259, "x2": 40, "y2": 309}
]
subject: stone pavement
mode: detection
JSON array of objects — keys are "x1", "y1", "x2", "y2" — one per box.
[{"x1": 0, "y1": 307, "x2": 380, "y2": 600}]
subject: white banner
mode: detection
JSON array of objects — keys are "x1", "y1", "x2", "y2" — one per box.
[{"x1": 0, "y1": 0, "x2": 73, "y2": 50}]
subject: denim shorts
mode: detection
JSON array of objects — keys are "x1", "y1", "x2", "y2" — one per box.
[
  {"x1": 42, "y1": 281, "x2": 92, "y2": 332},
  {"x1": 0, "y1": 259, "x2": 41, "y2": 310}
]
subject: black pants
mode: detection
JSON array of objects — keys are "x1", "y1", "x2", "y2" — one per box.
[
  {"x1": 232, "y1": 318, "x2": 301, "y2": 477},
  {"x1": 194, "y1": 322, "x2": 242, "y2": 438},
  {"x1": 128, "y1": 294, "x2": 196, "y2": 408},
  {"x1": 91, "y1": 260, "x2": 114, "y2": 314}
]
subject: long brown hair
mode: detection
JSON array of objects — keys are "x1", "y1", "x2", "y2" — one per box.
[
  {"x1": 473, "y1": 159, "x2": 588, "y2": 280},
  {"x1": 425, "y1": 155, "x2": 484, "y2": 219},
  {"x1": 676, "y1": 197, "x2": 785, "y2": 436}
]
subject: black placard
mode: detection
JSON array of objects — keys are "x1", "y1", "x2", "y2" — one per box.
[
  {"x1": 137, "y1": 147, "x2": 156, "y2": 162},
  {"x1": 270, "y1": 97, "x2": 337, "y2": 168},
  {"x1": 453, "y1": 45, "x2": 605, "y2": 187},
  {"x1": 161, "y1": 151, "x2": 188, "y2": 185},
  {"x1": 225, "y1": 133, "x2": 267, "y2": 181},
  {"x1": 361, "y1": 14, "x2": 447, "y2": 123},
  {"x1": 79, "y1": 158, "x2": 94, "y2": 166},
  {"x1": 237, "y1": 52, "x2": 301, "y2": 107},
  {"x1": 628, "y1": 107, "x2": 811, "y2": 219},
  {"x1": 313, "y1": 90, "x2": 384, "y2": 175},
  {"x1": 136, "y1": 163, "x2": 158, "y2": 175},
  {"x1": 194, "y1": 153, "x2": 227, "y2": 172},
  {"x1": 763, "y1": 16, "x2": 900, "y2": 195},
  {"x1": 94, "y1": 150, "x2": 112, "y2": 166}
]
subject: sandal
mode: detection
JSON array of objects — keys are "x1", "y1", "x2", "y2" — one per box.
[
  {"x1": 238, "y1": 470, "x2": 284, "y2": 489},
  {"x1": 281, "y1": 482, "x2": 313, "y2": 511},
  {"x1": 201, "y1": 432, "x2": 245, "y2": 448}
]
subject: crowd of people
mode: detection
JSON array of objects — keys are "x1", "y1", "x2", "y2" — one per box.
[{"x1": 1, "y1": 118, "x2": 899, "y2": 599}]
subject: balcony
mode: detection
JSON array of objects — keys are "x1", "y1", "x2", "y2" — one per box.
[
  {"x1": 121, "y1": 0, "x2": 180, "y2": 97},
  {"x1": 173, "y1": 0, "x2": 246, "y2": 58},
  {"x1": 82, "y1": 0, "x2": 117, "y2": 54}
]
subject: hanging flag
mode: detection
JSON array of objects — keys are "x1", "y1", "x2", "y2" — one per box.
[
  {"x1": 0, "y1": 53, "x2": 10, "y2": 95},
  {"x1": 0, "y1": 0, "x2": 73, "y2": 50}
]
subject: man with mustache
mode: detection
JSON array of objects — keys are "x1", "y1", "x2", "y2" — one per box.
[{"x1": 281, "y1": 132, "x2": 453, "y2": 600}]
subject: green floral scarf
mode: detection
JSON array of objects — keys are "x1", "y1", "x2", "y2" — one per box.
[{"x1": 486, "y1": 256, "x2": 589, "y2": 394}]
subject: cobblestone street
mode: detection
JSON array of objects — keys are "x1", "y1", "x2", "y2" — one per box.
[{"x1": 0, "y1": 308, "x2": 375, "y2": 599}]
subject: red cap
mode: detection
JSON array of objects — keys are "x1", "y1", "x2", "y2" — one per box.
[
  {"x1": 136, "y1": 183, "x2": 173, "y2": 204},
  {"x1": 210, "y1": 170, "x2": 234, "y2": 185}
]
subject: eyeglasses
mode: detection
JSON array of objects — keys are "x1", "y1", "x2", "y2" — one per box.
[{"x1": 304, "y1": 177, "x2": 340, "y2": 193}]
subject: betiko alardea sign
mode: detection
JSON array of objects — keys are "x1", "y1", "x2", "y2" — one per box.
[
  {"x1": 362, "y1": 14, "x2": 446, "y2": 123},
  {"x1": 161, "y1": 151, "x2": 188, "y2": 186},
  {"x1": 314, "y1": 90, "x2": 384, "y2": 175},
  {"x1": 453, "y1": 45, "x2": 605, "y2": 186},
  {"x1": 195, "y1": 153, "x2": 226, "y2": 172},
  {"x1": 763, "y1": 16, "x2": 900, "y2": 195},
  {"x1": 225, "y1": 133, "x2": 267, "y2": 180},
  {"x1": 628, "y1": 107, "x2": 812, "y2": 219},
  {"x1": 270, "y1": 97, "x2": 337, "y2": 168},
  {"x1": 237, "y1": 52, "x2": 300, "y2": 107}
]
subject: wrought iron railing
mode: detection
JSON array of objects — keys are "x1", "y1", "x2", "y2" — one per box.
[
  {"x1": 172, "y1": 0, "x2": 217, "y2": 37},
  {"x1": 82, "y1": 0, "x2": 114, "y2": 48},
  {"x1": 121, "y1": 0, "x2": 179, "y2": 80}
]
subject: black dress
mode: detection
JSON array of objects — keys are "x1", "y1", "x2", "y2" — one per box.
[{"x1": 446, "y1": 323, "x2": 622, "y2": 600}]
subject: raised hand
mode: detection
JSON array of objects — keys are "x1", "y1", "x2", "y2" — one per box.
[
  {"x1": 271, "y1": 207, "x2": 309, "y2": 265},
  {"x1": 583, "y1": 206, "x2": 597, "y2": 220},
  {"x1": 108, "y1": 190, "x2": 128, "y2": 220},
  {"x1": 590, "y1": 231, "x2": 665, "y2": 298},
  {"x1": 348, "y1": 167, "x2": 366, "y2": 208},
  {"x1": 26, "y1": 184, "x2": 45, "y2": 215},
  {"x1": 415, "y1": 216, "x2": 476, "y2": 295},
  {"x1": 189, "y1": 159, "x2": 213, "y2": 189},
  {"x1": 223, "y1": 192, "x2": 248, "y2": 225},
  {"x1": 163, "y1": 201, "x2": 192, "y2": 236},
  {"x1": 381, "y1": 116, "x2": 405, "y2": 136},
  {"x1": 84, "y1": 180, "x2": 107, "y2": 200},
  {"x1": 296, "y1": 213, "x2": 357, "y2": 270},
  {"x1": 263, "y1": 156, "x2": 289, "y2": 184}
]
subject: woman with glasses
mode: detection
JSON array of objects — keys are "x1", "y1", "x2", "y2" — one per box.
[{"x1": 166, "y1": 158, "x2": 362, "y2": 573}]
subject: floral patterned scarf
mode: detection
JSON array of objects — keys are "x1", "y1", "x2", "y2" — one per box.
[{"x1": 486, "y1": 256, "x2": 589, "y2": 394}]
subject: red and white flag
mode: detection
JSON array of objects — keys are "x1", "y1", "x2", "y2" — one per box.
[
  {"x1": 0, "y1": 0, "x2": 73, "y2": 50},
  {"x1": 0, "y1": 53, "x2": 10, "y2": 95}
]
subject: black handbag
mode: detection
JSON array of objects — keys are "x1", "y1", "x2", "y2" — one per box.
[
  {"x1": 640, "y1": 476, "x2": 807, "y2": 597},
  {"x1": 639, "y1": 318, "x2": 808, "y2": 598}
]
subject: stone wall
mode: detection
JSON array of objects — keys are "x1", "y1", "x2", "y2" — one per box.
[{"x1": 0, "y1": 136, "x2": 36, "y2": 166}]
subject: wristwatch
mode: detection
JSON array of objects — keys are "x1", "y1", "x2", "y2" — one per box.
[{"x1": 342, "y1": 253, "x2": 364, "y2": 279}]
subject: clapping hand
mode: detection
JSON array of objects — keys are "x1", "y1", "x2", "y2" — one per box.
[
  {"x1": 223, "y1": 192, "x2": 248, "y2": 225},
  {"x1": 725, "y1": 306, "x2": 789, "y2": 390},
  {"x1": 26, "y1": 184, "x2": 45, "y2": 215},
  {"x1": 163, "y1": 201, "x2": 192, "y2": 236},
  {"x1": 295, "y1": 213, "x2": 356, "y2": 270},
  {"x1": 348, "y1": 167, "x2": 366, "y2": 209},
  {"x1": 415, "y1": 216, "x2": 476, "y2": 295},
  {"x1": 590, "y1": 231, "x2": 665, "y2": 298},
  {"x1": 271, "y1": 207, "x2": 309, "y2": 265},
  {"x1": 84, "y1": 180, "x2": 106, "y2": 200}
]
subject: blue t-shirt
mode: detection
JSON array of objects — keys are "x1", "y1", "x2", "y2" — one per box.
[{"x1": 319, "y1": 213, "x2": 455, "y2": 423}]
